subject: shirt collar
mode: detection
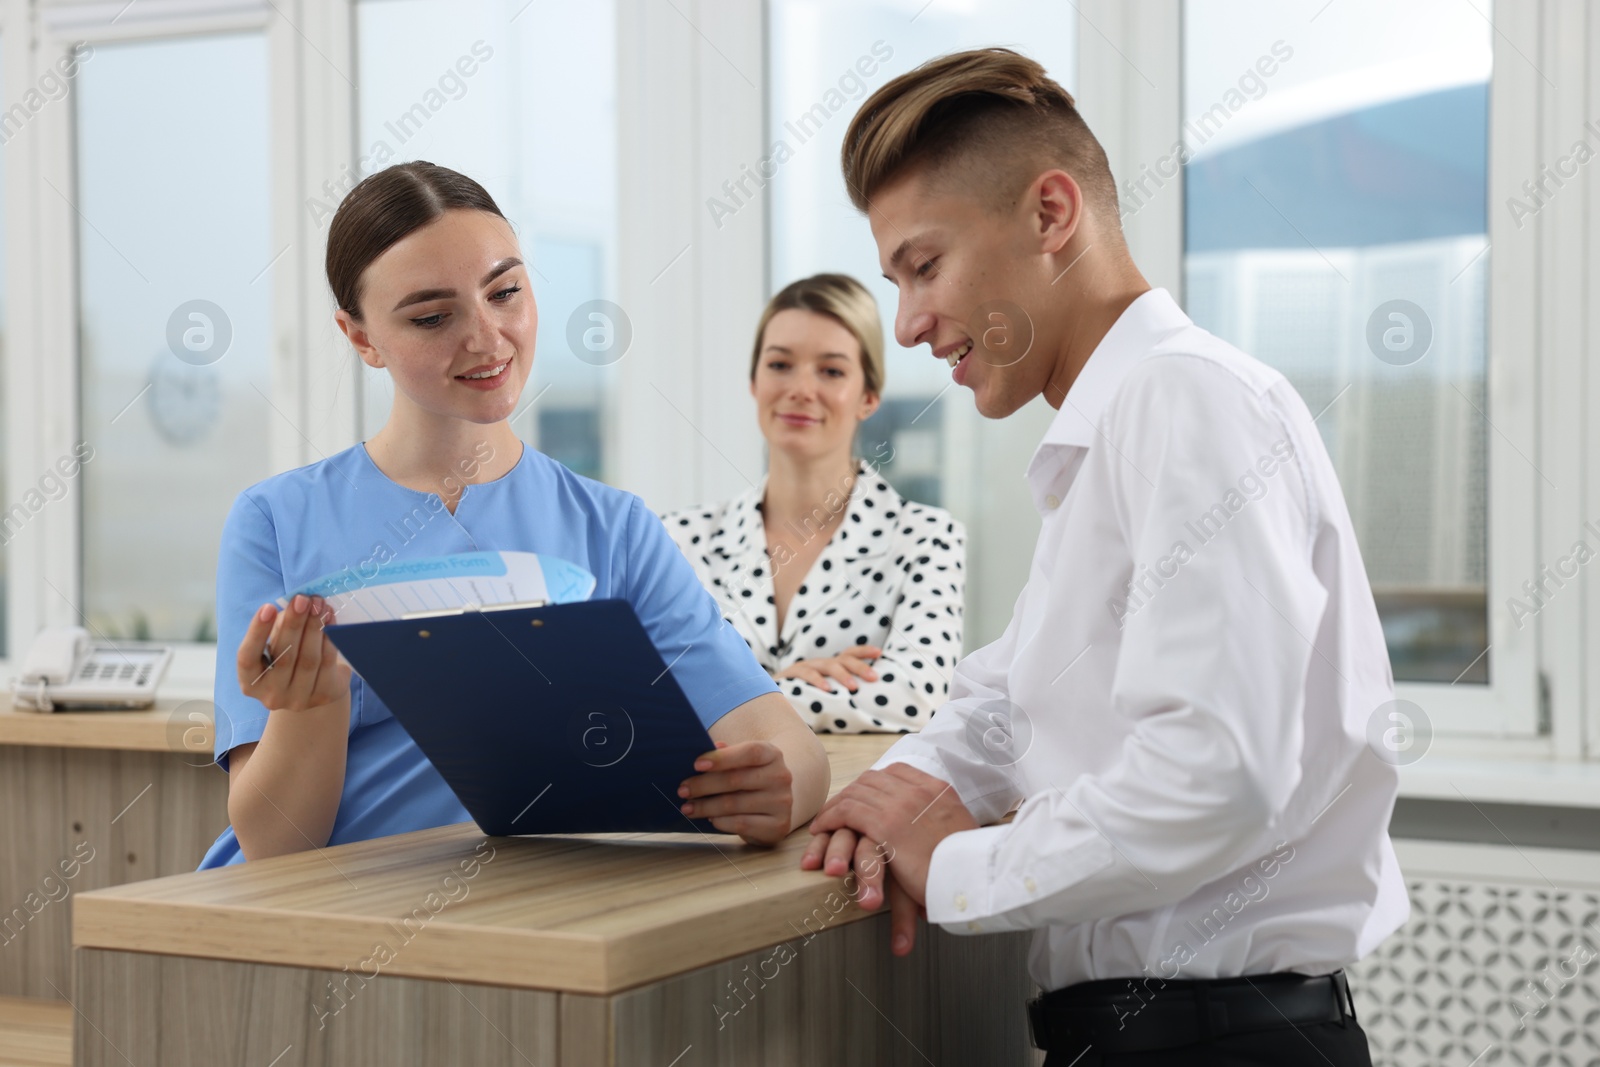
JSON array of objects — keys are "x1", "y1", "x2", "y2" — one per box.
[
  {"x1": 1035, "y1": 287, "x2": 1191, "y2": 453},
  {"x1": 1021, "y1": 288, "x2": 1190, "y2": 515}
]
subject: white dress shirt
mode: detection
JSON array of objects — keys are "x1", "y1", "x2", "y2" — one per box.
[
  {"x1": 663, "y1": 461, "x2": 966, "y2": 733},
  {"x1": 878, "y1": 288, "x2": 1409, "y2": 992}
]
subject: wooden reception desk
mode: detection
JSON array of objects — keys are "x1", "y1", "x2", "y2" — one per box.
[
  {"x1": 0, "y1": 696, "x2": 227, "y2": 1002},
  {"x1": 71, "y1": 736, "x2": 1038, "y2": 1067}
]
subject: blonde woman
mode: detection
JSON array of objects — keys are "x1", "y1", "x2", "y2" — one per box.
[{"x1": 664, "y1": 274, "x2": 965, "y2": 733}]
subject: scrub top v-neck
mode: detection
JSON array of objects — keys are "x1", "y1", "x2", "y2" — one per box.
[{"x1": 198, "y1": 442, "x2": 777, "y2": 868}]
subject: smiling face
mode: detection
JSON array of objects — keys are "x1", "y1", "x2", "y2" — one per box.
[
  {"x1": 871, "y1": 168, "x2": 1080, "y2": 419},
  {"x1": 751, "y1": 308, "x2": 880, "y2": 463},
  {"x1": 335, "y1": 208, "x2": 536, "y2": 426}
]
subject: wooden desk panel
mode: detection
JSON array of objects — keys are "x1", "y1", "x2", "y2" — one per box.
[
  {"x1": 73, "y1": 737, "x2": 899, "y2": 995},
  {"x1": 0, "y1": 697, "x2": 228, "y2": 999},
  {"x1": 74, "y1": 915, "x2": 1036, "y2": 1067},
  {"x1": 0, "y1": 995, "x2": 72, "y2": 1067}
]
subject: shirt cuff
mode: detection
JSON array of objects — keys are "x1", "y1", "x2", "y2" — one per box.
[
  {"x1": 923, "y1": 817, "x2": 1119, "y2": 934},
  {"x1": 870, "y1": 749, "x2": 950, "y2": 782},
  {"x1": 924, "y1": 824, "x2": 1009, "y2": 932},
  {"x1": 211, "y1": 712, "x2": 268, "y2": 770}
]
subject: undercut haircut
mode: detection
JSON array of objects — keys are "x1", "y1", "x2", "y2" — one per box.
[{"x1": 840, "y1": 48, "x2": 1120, "y2": 229}]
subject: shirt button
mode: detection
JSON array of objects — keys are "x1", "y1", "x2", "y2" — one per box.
[
  {"x1": 967, "y1": 921, "x2": 983, "y2": 933},
  {"x1": 1024, "y1": 877, "x2": 1038, "y2": 894},
  {"x1": 954, "y1": 892, "x2": 968, "y2": 912},
  {"x1": 1044, "y1": 494, "x2": 1061, "y2": 510}
]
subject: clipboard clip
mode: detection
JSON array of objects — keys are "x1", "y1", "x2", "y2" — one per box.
[{"x1": 400, "y1": 599, "x2": 549, "y2": 621}]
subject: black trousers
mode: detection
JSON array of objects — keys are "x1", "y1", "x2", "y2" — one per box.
[{"x1": 1041, "y1": 1017, "x2": 1375, "y2": 1066}]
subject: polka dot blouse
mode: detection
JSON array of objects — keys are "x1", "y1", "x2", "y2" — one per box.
[{"x1": 661, "y1": 460, "x2": 966, "y2": 734}]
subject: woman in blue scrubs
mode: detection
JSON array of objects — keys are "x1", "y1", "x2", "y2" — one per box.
[{"x1": 199, "y1": 161, "x2": 829, "y2": 867}]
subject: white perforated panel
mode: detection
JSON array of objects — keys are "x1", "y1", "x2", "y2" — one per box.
[{"x1": 1351, "y1": 841, "x2": 1600, "y2": 1067}]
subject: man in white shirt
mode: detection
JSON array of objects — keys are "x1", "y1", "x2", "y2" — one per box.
[{"x1": 801, "y1": 47, "x2": 1409, "y2": 1065}]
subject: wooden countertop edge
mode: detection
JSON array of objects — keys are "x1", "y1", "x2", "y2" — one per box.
[
  {"x1": 601, "y1": 882, "x2": 880, "y2": 993},
  {"x1": 0, "y1": 707, "x2": 213, "y2": 753},
  {"x1": 72, "y1": 896, "x2": 614, "y2": 994},
  {"x1": 72, "y1": 869, "x2": 881, "y2": 994}
]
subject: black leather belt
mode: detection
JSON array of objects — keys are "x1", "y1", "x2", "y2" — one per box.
[{"x1": 1027, "y1": 970, "x2": 1356, "y2": 1054}]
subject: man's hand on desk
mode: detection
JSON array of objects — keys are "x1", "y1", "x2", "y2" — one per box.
[
  {"x1": 801, "y1": 764, "x2": 978, "y2": 955},
  {"x1": 678, "y1": 740, "x2": 795, "y2": 846}
]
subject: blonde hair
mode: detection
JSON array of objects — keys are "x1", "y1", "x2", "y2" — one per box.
[
  {"x1": 840, "y1": 48, "x2": 1119, "y2": 224},
  {"x1": 750, "y1": 273, "x2": 885, "y2": 398}
]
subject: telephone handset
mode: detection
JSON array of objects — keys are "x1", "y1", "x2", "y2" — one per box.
[{"x1": 12, "y1": 626, "x2": 174, "y2": 712}]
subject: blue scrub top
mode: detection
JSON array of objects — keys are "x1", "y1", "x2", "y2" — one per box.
[{"x1": 198, "y1": 443, "x2": 779, "y2": 868}]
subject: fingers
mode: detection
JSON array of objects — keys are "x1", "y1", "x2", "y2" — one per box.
[
  {"x1": 824, "y1": 827, "x2": 859, "y2": 877},
  {"x1": 682, "y1": 787, "x2": 791, "y2": 826},
  {"x1": 240, "y1": 595, "x2": 343, "y2": 713},
  {"x1": 236, "y1": 603, "x2": 278, "y2": 688},
  {"x1": 788, "y1": 664, "x2": 835, "y2": 692},
  {"x1": 778, "y1": 655, "x2": 885, "y2": 693},
  {"x1": 312, "y1": 632, "x2": 353, "y2": 706},
  {"x1": 680, "y1": 742, "x2": 791, "y2": 799},
  {"x1": 686, "y1": 776, "x2": 793, "y2": 842},
  {"x1": 823, "y1": 660, "x2": 864, "y2": 691},
  {"x1": 851, "y1": 834, "x2": 886, "y2": 909},
  {"x1": 283, "y1": 602, "x2": 328, "y2": 708},
  {"x1": 887, "y1": 873, "x2": 922, "y2": 957},
  {"x1": 808, "y1": 792, "x2": 896, "y2": 846},
  {"x1": 680, "y1": 762, "x2": 787, "y2": 800},
  {"x1": 679, "y1": 743, "x2": 794, "y2": 835},
  {"x1": 800, "y1": 829, "x2": 832, "y2": 871},
  {"x1": 808, "y1": 771, "x2": 894, "y2": 828},
  {"x1": 689, "y1": 740, "x2": 777, "y2": 775},
  {"x1": 709, "y1": 812, "x2": 789, "y2": 847},
  {"x1": 836, "y1": 656, "x2": 879, "y2": 683},
  {"x1": 268, "y1": 595, "x2": 314, "y2": 668},
  {"x1": 835, "y1": 646, "x2": 882, "y2": 681}
]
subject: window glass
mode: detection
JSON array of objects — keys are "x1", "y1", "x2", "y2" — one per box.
[
  {"x1": 355, "y1": 0, "x2": 619, "y2": 482},
  {"x1": 1183, "y1": 0, "x2": 1492, "y2": 683},
  {"x1": 0, "y1": 44, "x2": 7, "y2": 656},
  {"x1": 77, "y1": 34, "x2": 272, "y2": 642}
]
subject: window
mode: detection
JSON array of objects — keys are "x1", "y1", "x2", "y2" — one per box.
[
  {"x1": 76, "y1": 33, "x2": 272, "y2": 642},
  {"x1": 1182, "y1": 0, "x2": 1493, "y2": 686},
  {"x1": 355, "y1": 0, "x2": 620, "y2": 482},
  {"x1": 767, "y1": 0, "x2": 1076, "y2": 649},
  {"x1": 0, "y1": 41, "x2": 6, "y2": 656}
]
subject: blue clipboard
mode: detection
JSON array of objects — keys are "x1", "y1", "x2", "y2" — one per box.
[{"x1": 325, "y1": 599, "x2": 717, "y2": 835}]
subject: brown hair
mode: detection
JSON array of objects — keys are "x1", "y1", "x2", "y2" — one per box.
[
  {"x1": 750, "y1": 273, "x2": 885, "y2": 398},
  {"x1": 325, "y1": 161, "x2": 507, "y2": 320},
  {"x1": 840, "y1": 48, "x2": 1118, "y2": 225}
]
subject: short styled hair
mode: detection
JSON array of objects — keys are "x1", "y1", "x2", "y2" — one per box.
[
  {"x1": 750, "y1": 273, "x2": 885, "y2": 398},
  {"x1": 840, "y1": 48, "x2": 1119, "y2": 225}
]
